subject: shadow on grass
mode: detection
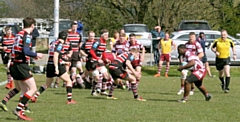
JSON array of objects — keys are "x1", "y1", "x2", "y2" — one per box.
[
  {"x1": 85, "y1": 97, "x2": 107, "y2": 100},
  {"x1": 147, "y1": 98, "x2": 178, "y2": 102},
  {"x1": 5, "y1": 117, "x2": 19, "y2": 121}
]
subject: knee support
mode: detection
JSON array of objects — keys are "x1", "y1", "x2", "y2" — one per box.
[
  {"x1": 92, "y1": 69, "x2": 99, "y2": 77},
  {"x1": 99, "y1": 66, "x2": 108, "y2": 74},
  {"x1": 76, "y1": 62, "x2": 82, "y2": 68},
  {"x1": 181, "y1": 70, "x2": 188, "y2": 79}
]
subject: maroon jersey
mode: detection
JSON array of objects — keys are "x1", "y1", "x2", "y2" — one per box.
[
  {"x1": 102, "y1": 51, "x2": 116, "y2": 64},
  {"x1": 183, "y1": 50, "x2": 206, "y2": 80},
  {"x1": 109, "y1": 52, "x2": 134, "y2": 70},
  {"x1": 112, "y1": 40, "x2": 127, "y2": 55},
  {"x1": 185, "y1": 41, "x2": 203, "y2": 55},
  {"x1": 125, "y1": 40, "x2": 144, "y2": 51}
]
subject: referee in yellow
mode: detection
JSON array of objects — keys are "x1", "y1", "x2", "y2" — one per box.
[{"x1": 211, "y1": 30, "x2": 236, "y2": 93}]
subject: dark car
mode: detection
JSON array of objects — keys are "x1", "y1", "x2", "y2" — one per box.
[
  {"x1": 174, "y1": 20, "x2": 211, "y2": 31},
  {"x1": 0, "y1": 24, "x2": 21, "y2": 42}
]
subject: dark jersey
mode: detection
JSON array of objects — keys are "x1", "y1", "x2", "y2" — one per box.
[
  {"x1": 54, "y1": 41, "x2": 72, "y2": 64},
  {"x1": 110, "y1": 52, "x2": 134, "y2": 69},
  {"x1": 2, "y1": 35, "x2": 15, "y2": 53},
  {"x1": 88, "y1": 38, "x2": 107, "y2": 61},
  {"x1": 11, "y1": 30, "x2": 32, "y2": 64},
  {"x1": 47, "y1": 40, "x2": 58, "y2": 64},
  {"x1": 81, "y1": 40, "x2": 94, "y2": 54},
  {"x1": 67, "y1": 32, "x2": 81, "y2": 53}
]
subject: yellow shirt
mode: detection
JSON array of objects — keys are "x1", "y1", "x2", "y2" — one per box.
[
  {"x1": 212, "y1": 38, "x2": 234, "y2": 58},
  {"x1": 160, "y1": 39, "x2": 173, "y2": 54},
  {"x1": 110, "y1": 38, "x2": 118, "y2": 45}
]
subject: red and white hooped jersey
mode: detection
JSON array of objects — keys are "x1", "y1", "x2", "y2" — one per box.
[
  {"x1": 125, "y1": 40, "x2": 143, "y2": 51},
  {"x1": 112, "y1": 40, "x2": 128, "y2": 55},
  {"x1": 185, "y1": 41, "x2": 203, "y2": 55},
  {"x1": 183, "y1": 50, "x2": 206, "y2": 80}
]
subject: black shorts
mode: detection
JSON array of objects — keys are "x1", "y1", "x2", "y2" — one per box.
[
  {"x1": 10, "y1": 63, "x2": 32, "y2": 80},
  {"x1": 215, "y1": 57, "x2": 230, "y2": 70},
  {"x1": 71, "y1": 52, "x2": 81, "y2": 61},
  {"x1": 1, "y1": 52, "x2": 10, "y2": 64},
  {"x1": 71, "y1": 60, "x2": 78, "y2": 67},
  {"x1": 202, "y1": 54, "x2": 208, "y2": 63},
  {"x1": 46, "y1": 64, "x2": 66, "y2": 78},
  {"x1": 186, "y1": 74, "x2": 203, "y2": 87},
  {"x1": 85, "y1": 60, "x2": 98, "y2": 71},
  {"x1": 109, "y1": 64, "x2": 128, "y2": 80}
]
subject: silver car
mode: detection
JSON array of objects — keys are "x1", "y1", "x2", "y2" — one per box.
[
  {"x1": 170, "y1": 30, "x2": 240, "y2": 65},
  {"x1": 123, "y1": 24, "x2": 152, "y2": 51}
]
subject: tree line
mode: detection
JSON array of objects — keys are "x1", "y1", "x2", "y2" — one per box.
[{"x1": 0, "y1": 0, "x2": 240, "y2": 36}]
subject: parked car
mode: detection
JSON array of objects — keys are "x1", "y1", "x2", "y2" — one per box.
[
  {"x1": 174, "y1": 20, "x2": 211, "y2": 31},
  {"x1": 49, "y1": 20, "x2": 72, "y2": 36},
  {"x1": 0, "y1": 24, "x2": 21, "y2": 42},
  {"x1": 123, "y1": 24, "x2": 152, "y2": 51},
  {"x1": 170, "y1": 30, "x2": 240, "y2": 65}
]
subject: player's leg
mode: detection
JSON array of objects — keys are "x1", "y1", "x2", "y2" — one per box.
[
  {"x1": 164, "y1": 54, "x2": 171, "y2": 77},
  {"x1": 0, "y1": 80, "x2": 21, "y2": 111},
  {"x1": 178, "y1": 70, "x2": 187, "y2": 95},
  {"x1": 127, "y1": 73, "x2": 146, "y2": 101},
  {"x1": 178, "y1": 74, "x2": 197, "y2": 103},
  {"x1": 223, "y1": 63, "x2": 230, "y2": 93},
  {"x1": 194, "y1": 80, "x2": 212, "y2": 101},
  {"x1": 216, "y1": 58, "x2": 225, "y2": 90},
  {"x1": 154, "y1": 55, "x2": 164, "y2": 77},
  {"x1": 59, "y1": 65, "x2": 76, "y2": 104},
  {"x1": 99, "y1": 66, "x2": 109, "y2": 95},
  {"x1": 135, "y1": 66, "x2": 142, "y2": 87}
]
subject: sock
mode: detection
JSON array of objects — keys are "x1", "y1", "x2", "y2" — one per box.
[
  {"x1": 136, "y1": 79, "x2": 140, "y2": 87},
  {"x1": 66, "y1": 86, "x2": 72, "y2": 101},
  {"x1": 19, "y1": 95, "x2": 23, "y2": 102},
  {"x1": 16, "y1": 93, "x2": 31, "y2": 112},
  {"x1": 34, "y1": 86, "x2": 46, "y2": 98},
  {"x1": 108, "y1": 83, "x2": 117, "y2": 97},
  {"x1": 91, "y1": 81, "x2": 97, "y2": 93},
  {"x1": 79, "y1": 72, "x2": 84, "y2": 76},
  {"x1": 157, "y1": 64, "x2": 162, "y2": 74},
  {"x1": 219, "y1": 77, "x2": 224, "y2": 85},
  {"x1": 225, "y1": 77, "x2": 230, "y2": 89},
  {"x1": 7, "y1": 71, "x2": 12, "y2": 84},
  {"x1": 181, "y1": 84, "x2": 184, "y2": 89},
  {"x1": 191, "y1": 86, "x2": 194, "y2": 91},
  {"x1": 165, "y1": 65, "x2": 170, "y2": 74},
  {"x1": 101, "y1": 78, "x2": 107, "y2": 92},
  {"x1": 2, "y1": 88, "x2": 19, "y2": 104},
  {"x1": 131, "y1": 83, "x2": 138, "y2": 99}
]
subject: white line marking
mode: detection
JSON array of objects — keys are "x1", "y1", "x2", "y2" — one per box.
[{"x1": 0, "y1": 80, "x2": 7, "y2": 86}]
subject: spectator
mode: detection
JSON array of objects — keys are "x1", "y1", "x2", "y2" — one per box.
[{"x1": 151, "y1": 26, "x2": 164, "y2": 64}]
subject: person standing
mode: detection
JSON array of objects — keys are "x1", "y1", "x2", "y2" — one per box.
[
  {"x1": 10, "y1": 17, "x2": 43, "y2": 120},
  {"x1": 151, "y1": 26, "x2": 164, "y2": 64},
  {"x1": 177, "y1": 44, "x2": 211, "y2": 103},
  {"x1": 196, "y1": 32, "x2": 213, "y2": 77},
  {"x1": 30, "y1": 31, "x2": 77, "y2": 104},
  {"x1": 1, "y1": 26, "x2": 15, "y2": 89},
  {"x1": 154, "y1": 30, "x2": 176, "y2": 77},
  {"x1": 110, "y1": 30, "x2": 119, "y2": 51},
  {"x1": 211, "y1": 30, "x2": 236, "y2": 93}
]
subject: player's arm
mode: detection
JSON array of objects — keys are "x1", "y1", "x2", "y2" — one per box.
[
  {"x1": 54, "y1": 43, "x2": 62, "y2": 69},
  {"x1": 23, "y1": 35, "x2": 37, "y2": 57},
  {"x1": 171, "y1": 41, "x2": 177, "y2": 53},
  {"x1": 141, "y1": 46, "x2": 145, "y2": 61},
  {"x1": 182, "y1": 60, "x2": 195, "y2": 69},
  {"x1": 67, "y1": 42, "x2": 73, "y2": 58},
  {"x1": 158, "y1": 40, "x2": 161, "y2": 50},
  {"x1": 89, "y1": 40, "x2": 101, "y2": 60},
  {"x1": 126, "y1": 60, "x2": 137, "y2": 75},
  {"x1": 196, "y1": 43, "x2": 204, "y2": 59}
]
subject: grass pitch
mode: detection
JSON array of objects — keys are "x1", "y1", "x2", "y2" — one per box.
[{"x1": 0, "y1": 66, "x2": 240, "y2": 122}]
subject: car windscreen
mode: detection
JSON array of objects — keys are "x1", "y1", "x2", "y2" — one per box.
[
  {"x1": 124, "y1": 26, "x2": 148, "y2": 33},
  {"x1": 179, "y1": 22, "x2": 211, "y2": 30},
  {"x1": 59, "y1": 21, "x2": 72, "y2": 32}
]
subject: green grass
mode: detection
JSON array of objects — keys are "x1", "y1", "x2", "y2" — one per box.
[{"x1": 0, "y1": 65, "x2": 240, "y2": 121}]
